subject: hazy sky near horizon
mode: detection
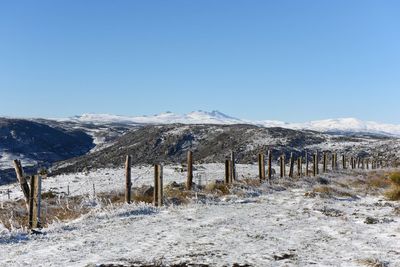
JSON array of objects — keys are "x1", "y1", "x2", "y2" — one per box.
[{"x1": 0, "y1": 1, "x2": 399, "y2": 123}]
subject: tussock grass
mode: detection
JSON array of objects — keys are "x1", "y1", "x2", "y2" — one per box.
[
  {"x1": 356, "y1": 258, "x2": 388, "y2": 267},
  {"x1": 312, "y1": 185, "x2": 356, "y2": 199},
  {"x1": 164, "y1": 187, "x2": 190, "y2": 205},
  {"x1": 204, "y1": 181, "x2": 230, "y2": 195},
  {"x1": 384, "y1": 186, "x2": 400, "y2": 201},
  {"x1": 384, "y1": 171, "x2": 400, "y2": 201},
  {"x1": 388, "y1": 172, "x2": 400, "y2": 185},
  {"x1": 240, "y1": 178, "x2": 262, "y2": 187}
]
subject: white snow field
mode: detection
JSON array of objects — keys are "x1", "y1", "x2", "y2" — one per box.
[{"x1": 0, "y1": 165, "x2": 399, "y2": 266}]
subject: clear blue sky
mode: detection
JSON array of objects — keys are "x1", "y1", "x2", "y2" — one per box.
[{"x1": 1, "y1": 1, "x2": 399, "y2": 123}]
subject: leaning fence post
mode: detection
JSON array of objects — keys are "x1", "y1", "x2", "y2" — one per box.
[
  {"x1": 153, "y1": 164, "x2": 159, "y2": 207},
  {"x1": 13, "y1": 160, "x2": 30, "y2": 210},
  {"x1": 187, "y1": 151, "x2": 193, "y2": 190},
  {"x1": 280, "y1": 154, "x2": 284, "y2": 178},
  {"x1": 158, "y1": 164, "x2": 163, "y2": 206},
  {"x1": 323, "y1": 152, "x2": 327, "y2": 173},
  {"x1": 125, "y1": 155, "x2": 132, "y2": 204}
]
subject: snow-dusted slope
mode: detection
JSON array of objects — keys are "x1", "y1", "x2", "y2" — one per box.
[{"x1": 62, "y1": 111, "x2": 400, "y2": 136}]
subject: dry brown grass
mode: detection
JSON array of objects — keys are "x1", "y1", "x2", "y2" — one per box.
[
  {"x1": 350, "y1": 172, "x2": 391, "y2": 190},
  {"x1": 204, "y1": 181, "x2": 230, "y2": 195},
  {"x1": 384, "y1": 186, "x2": 400, "y2": 201},
  {"x1": 384, "y1": 171, "x2": 400, "y2": 201},
  {"x1": 240, "y1": 178, "x2": 262, "y2": 187},
  {"x1": 356, "y1": 258, "x2": 388, "y2": 267},
  {"x1": 0, "y1": 194, "x2": 92, "y2": 230},
  {"x1": 389, "y1": 172, "x2": 400, "y2": 185},
  {"x1": 164, "y1": 187, "x2": 190, "y2": 205},
  {"x1": 312, "y1": 185, "x2": 356, "y2": 199}
]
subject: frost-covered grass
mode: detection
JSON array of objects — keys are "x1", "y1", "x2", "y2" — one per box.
[{"x1": 0, "y1": 166, "x2": 399, "y2": 266}]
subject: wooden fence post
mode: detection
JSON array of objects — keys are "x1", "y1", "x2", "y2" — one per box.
[
  {"x1": 35, "y1": 175, "x2": 42, "y2": 228},
  {"x1": 267, "y1": 150, "x2": 272, "y2": 180},
  {"x1": 297, "y1": 156, "x2": 302, "y2": 177},
  {"x1": 125, "y1": 155, "x2": 132, "y2": 204},
  {"x1": 230, "y1": 151, "x2": 236, "y2": 182},
  {"x1": 225, "y1": 159, "x2": 231, "y2": 184},
  {"x1": 316, "y1": 151, "x2": 319, "y2": 175},
  {"x1": 313, "y1": 154, "x2": 317, "y2": 177},
  {"x1": 187, "y1": 151, "x2": 193, "y2": 190},
  {"x1": 280, "y1": 155, "x2": 284, "y2": 178},
  {"x1": 342, "y1": 154, "x2": 346, "y2": 169},
  {"x1": 283, "y1": 155, "x2": 286, "y2": 177},
  {"x1": 29, "y1": 175, "x2": 41, "y2": 229},
  {"x1": 258, "y1": 153, "x2": 265, "y2": 181},
  {"x1": 366, "y1": 159, "x2": 369, "y2": 170},
  {"x1": 261, "y1": 153, "x2": 265, "y2": 180},
  {"x1": 334, "y1": 153, "x2": 338, "y2": 170},
  {"x1": 305, "y1": 153, "x2": 309, "y2": 176},
  {"x1": 323, "y1": 152, "x2": 327, "y2": 173},
  {"x1": 288, "y1": 153, "x2": 294, "y2": 178},
  {"x1": 13, "y1": 160, "x2": 30, "y2": 210},
  {"x1": 158, "y1": 164, "x2": 163, "y2": 206},
  {"x1": 153, "y1": 164, "x2": 159, "y2": 207},
  {"x1": 332, "y1": 153, "x2": 337, "y2": 171}
]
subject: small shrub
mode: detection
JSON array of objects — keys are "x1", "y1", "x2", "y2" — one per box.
[
  {"x1": 389, "y1": 172, "x2": 400, "y2": 186},
  {"x1": 240, "y1": 178, "x2": 261, "y2": 187},
  {"x1": 312, "y1": 186, "x2": 355, "y2": 198},
  {"x1": 164, "y1": 187, "x2": 190, "y2": 205},
  {"x1": 132, "y1": 194, "x2": 153, "y2": 204},
  {"x1": 384, "y1": 185, "x2": 400, "y2": 201},
  {"x1": 205, "y1": 181, "x2": 230, "y2": 195},
  {"x1": 367, "y1": 176, "x2": 391, "y2": 189},
  {"x1": 356, "y1": 258, "x2": 388, "y2": 267}
]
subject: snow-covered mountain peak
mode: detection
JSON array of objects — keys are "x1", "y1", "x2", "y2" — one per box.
[{"x1": 63, "y1": 112, "x2": 400, "y2": 136}]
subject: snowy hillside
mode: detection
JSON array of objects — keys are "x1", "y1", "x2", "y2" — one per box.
[
  {"x1": 0, "y1": 165, "x2": 399, "y2": 266},
  {"x1": 63, "y1": 111, "x2": 400, "y2": 136}
]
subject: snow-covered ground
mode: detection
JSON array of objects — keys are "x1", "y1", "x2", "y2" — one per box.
[
  {"x1": 0, "y1": 164, "x2": 260, "y2": 202},
  {"x1": 0, "y1": 165, "x2": 399, "y2": 266}
]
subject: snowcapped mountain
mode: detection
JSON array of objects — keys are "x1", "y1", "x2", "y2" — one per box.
[
  {"x1": 254, "y1": 118, "x2": 400, "y2": 136},
  {"x1": 65, "y1": 110, "x2": 243, "y2": 125},
  {"x1": 62, "y1": 111, "x2": 400, "y2": 136}
]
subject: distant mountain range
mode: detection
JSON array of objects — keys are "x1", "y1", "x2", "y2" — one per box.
[
  {"x1": 58, "y1": 110, "x2": 400, "y2": 136},
  {"x1": 1, "y1": 111, "x2": 400, "y2": 184}
]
